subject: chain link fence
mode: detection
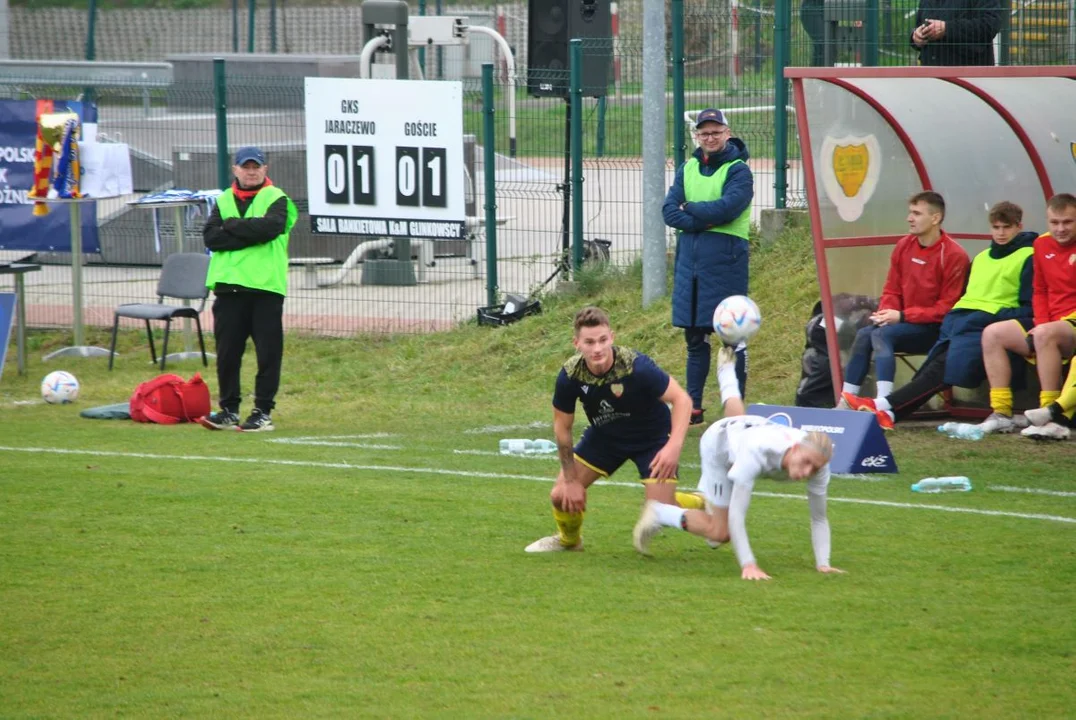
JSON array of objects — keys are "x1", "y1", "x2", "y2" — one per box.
[{"x1": 1, "y1": 1, "x2": 1073, "y2": 338}]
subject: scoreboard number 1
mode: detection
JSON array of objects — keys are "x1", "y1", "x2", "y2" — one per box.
[{"x1": 324, "y1": 145, "x2": 447, "y2": 209}]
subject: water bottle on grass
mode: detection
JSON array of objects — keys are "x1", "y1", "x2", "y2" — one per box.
[
  {"x1": 937, "y1": 422, "x2": 984, "y2": 441},
  {"x1": 911, "y1": 476, "x2": 973, "y2": 493}
]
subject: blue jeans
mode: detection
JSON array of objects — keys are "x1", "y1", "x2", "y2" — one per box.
[
  {"x1": 685, "y1": 328, "x2": 746, "y2": 410},
  {"x1": 844, "y1": 322, "x2": 941, "y2": 385}
]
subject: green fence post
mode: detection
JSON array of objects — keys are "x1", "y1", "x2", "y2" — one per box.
[
  {"x1": 671, "y1": 0, "x2": 686, "y2": 169},
  {"x1": 570, "y1": 39, "x2": 584, "y2": 274},
  {"x1": 998, "y1": 0, "x2": 1012, "y2": 66},
  {"x1": 232, "y1": 0, "x2": 239, "y2": 53},
  {"x1": 435, "y1": 0, "x2": 444, "y2": 80},
  {"x1": 773, "y1": 0, "x2": 789, "y2": 210},
  {"x1": 269, "y1": 0, "x2": 277, "y2": 53},
  {"x1": 247, "y1": 0, "x2": 256, "y2": 52},
  {"x1": 481, "y1": 64, "x2": 499, "y2": 308},
  {"x1": 864, "y1": 0, "x2": 879, "y2": 66},
  {"x1": 596, "y1": 96, "x2": 606, "y2": 157},
  {"x1": 84, "y1": 0, "x2": 97, "y2": 105},
  {"x1": 214, "y1": 58, "x2": 230, "y2": 191},
  {"x1": 418, "y1": 0, "x2": 427, "y2": 76}
]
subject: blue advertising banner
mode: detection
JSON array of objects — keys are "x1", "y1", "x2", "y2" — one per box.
[
  {"x1": 0, "y1": 292, "x2": 14, "y2": 382},
  {"x1": 746, "y1": 404, "x2": 898, "y2": 474},
  {"x1": 0, "y1": 99, "x2": 98, "y2": 253}
]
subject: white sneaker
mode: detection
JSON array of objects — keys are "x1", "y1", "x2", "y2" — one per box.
[
  {"x1": 524, "y1": 534, "x2": 583, "y2": 553},
  {"x1": 1023, "y1": 406, "x2": 1053, "y2": 427},
  {"x1": 1021, "y1": 422, "x2": 1071, "y2": 441},
  {"x1": 979, "y1": 412, "x2": 1017, "y2": 435},
  {"x1": 632, "y1": 500, "x2": 663, "y2": 556},
  {"x1": 716, "y1": 346, "x2": 737, "y2": 371}
]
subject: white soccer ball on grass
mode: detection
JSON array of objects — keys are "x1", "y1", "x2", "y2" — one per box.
[{"x1": 41, "y1": 370, "x2": 80, "y2": 404}]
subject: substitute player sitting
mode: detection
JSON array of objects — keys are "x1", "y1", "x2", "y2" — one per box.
[
  {"x1": 524, "y1": 306, "x2": 694, "y2": 553},
  {"x1": 633, "y1": 347, "x2": 842, "y2": 580}
]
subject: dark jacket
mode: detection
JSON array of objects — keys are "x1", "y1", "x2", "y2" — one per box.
[
  {"x1": 913, "y1": 0, "x2": 1004, "y2": 66},
  {"x1": 664, "y1": 138, "x2": 754, "y2": 329},
  {"x1": 927, "y1": 231, "x2": 1036, "y2": 387}
]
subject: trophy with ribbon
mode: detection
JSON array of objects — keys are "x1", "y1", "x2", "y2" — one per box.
[{"x1": 27, "y1": 111, "x2": 82, "y2": 216}]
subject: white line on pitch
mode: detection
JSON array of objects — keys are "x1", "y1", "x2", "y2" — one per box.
[
  {"x1": 463, "y1": 421, "x2": 547, "y2": 435},
  {"x1": 2, "y1": 445, "x2": 1074, "y2": 526},
  {"x1": 277, "y1": 433, "x2": 396, "y2": 441},
  {"x1": 268, "y1": 440, "x2": 403, "y2": 450},
  {"x1": 988, "y1": 485, "x2": 1076, "y2": 498}
]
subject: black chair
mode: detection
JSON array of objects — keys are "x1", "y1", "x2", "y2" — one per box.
[{"x1": 109, "y1": 252, "x2": 211, "y2": 371}]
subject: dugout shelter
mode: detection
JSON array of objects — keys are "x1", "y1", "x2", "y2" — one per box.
[{"x1": 786, "y1": 66, "x2": 1076, "y2": 413}]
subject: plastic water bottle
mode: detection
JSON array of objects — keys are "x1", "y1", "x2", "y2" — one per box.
[
  {"x1": 937, "y1": 422, "x2": 985, "y2": 441},
  {"x1": 911, "y1": 476, "x2": 973, "y2": 493},
  {"x1": 499, "y1": 439, "x2": 557, "y2": 455}
]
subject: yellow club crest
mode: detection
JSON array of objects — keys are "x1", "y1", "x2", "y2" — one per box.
[
  {"x1": 1071, "y1": 142, "x2": 1076, "y2": 164},
  {"x1": 832, "y1": 144, "x2": 870, "y2": 197},
  {"x1": 820, "y1": 133, "x2": 882, "y2": 223},
  {"x1": 610, "y1": 383, "x2": 624, "y2": 398}
]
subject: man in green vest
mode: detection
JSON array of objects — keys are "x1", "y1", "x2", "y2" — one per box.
[
  {"x1": 663, "y1": 108, "x2": 754, "y2": 428},
  {"x1": 841, "y1": 201, "x2": 1036, "y2": 429},
  {"x1": 197, "y1": 146, "x2": 297, "y2": 432}
]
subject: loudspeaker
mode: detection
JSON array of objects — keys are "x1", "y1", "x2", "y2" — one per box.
[{"x1": 527, "y1": 0, "x2": 612, "y2": 98}]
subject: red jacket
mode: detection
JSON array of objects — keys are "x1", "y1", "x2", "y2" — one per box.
[
  {"x1": 1031, "y1": 233, "x2": 1076, "y2": 325},
  {"x1": 878, "y1": 231, "x2": 970, "y2": 324}
]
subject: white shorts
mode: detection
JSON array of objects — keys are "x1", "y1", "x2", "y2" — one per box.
[{"x1": 696, "y1": 423, "x2": 733, "y2": 509}]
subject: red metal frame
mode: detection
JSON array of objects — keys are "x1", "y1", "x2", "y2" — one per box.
[{"x1": 786, "y1": 66, "x2": 1076, "y2": 80}]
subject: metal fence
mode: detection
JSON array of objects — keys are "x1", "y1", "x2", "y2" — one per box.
[{"x1": 1, "y1": 1, "x2": 1074, "y2": 340}]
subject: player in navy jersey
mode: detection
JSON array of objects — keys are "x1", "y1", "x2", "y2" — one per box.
[{"x1": 524, "y1": 306, "x2": 694, "y2": 552}]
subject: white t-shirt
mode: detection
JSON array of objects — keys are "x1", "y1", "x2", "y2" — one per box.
[{"x1": 697, "y1": 415, "x2": 831, "y2": 569}]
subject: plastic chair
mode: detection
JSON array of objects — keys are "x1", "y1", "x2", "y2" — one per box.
[{"x1": 108, "y1": 253, "x2": 210, "y2": 371}]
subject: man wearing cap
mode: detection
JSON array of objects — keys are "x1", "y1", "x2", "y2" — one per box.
[
  {"x1": 663, "y1": 108, "x2": 754, "y2": 426},
  {"x1": 197, "y1": 146, "x2": 297, "y2": 432}
]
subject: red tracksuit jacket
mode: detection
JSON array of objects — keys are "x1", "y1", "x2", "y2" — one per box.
[
  {"x1": 878, "y1": 231, "x2": 970, "y2": 324},
  {"x1": 1031, "y1": 233, "x2": 1076, "y2": 325}
]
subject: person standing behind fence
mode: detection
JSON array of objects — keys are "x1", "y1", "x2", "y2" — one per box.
[
  {"x1": 912, "y1": 0, "x2": 1003, "y2": 66},
  {"x1": 196, "y1": 146, "x2": 297, "y2": 433},
  {"x1": 663, "y1": 108, "x2": 754, "y2": 427}
]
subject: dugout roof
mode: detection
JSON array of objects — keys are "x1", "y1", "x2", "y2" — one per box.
[{"x1": 785, "y1": 66, "x2": 1076, "y2": 401}]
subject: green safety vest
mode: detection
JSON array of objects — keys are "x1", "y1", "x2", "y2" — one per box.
[
  {"x1": 207, "y1": 185, "x2": 297, "y2": 296},
  {"x1": 952, "y1": 245, "x2": 1033, "y2": 314},
  {"x1": 682, "y1": 157, "x2": 751, "y2": 240}
]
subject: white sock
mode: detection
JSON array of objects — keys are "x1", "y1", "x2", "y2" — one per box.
[
  {"x1": 654, "y1": 502, "x2": 687, "y2": 530},
  {"x1": 875, "y1": 397, "x2": 892, "y2": 412},
  {"x1": 718, "y1": 363, "x2": 741, "y2": 404},
  {"x1": 876, "y1": 381, "x2": 893, "y2": 398},
  {"x1": 842, "y1": 382, "x2": 861, "y2": 395}
]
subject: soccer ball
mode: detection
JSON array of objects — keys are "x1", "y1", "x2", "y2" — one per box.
[
  {"x1": 712, "y1": 295, "x2": 762, "y2": 346},
  {"x1": 41, "y1": 370, "x2": 80, "y2": 404}
]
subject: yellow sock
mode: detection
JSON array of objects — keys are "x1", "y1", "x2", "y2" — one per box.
[
  {"x1": 675, "y1": 491, "x2": 706, "y2": 510},
  {"x1": 1040, "y1": 390, "x2": 1061, "y2": 408},
  {"x1": 552, "y1": 507, "x2": 584, "y2": 547},
  {"x1": 1055, "y1": 362, "x2": 1076, "y2": 418},
  {"x1": 990, "y1": 388, "x2": 1013, "y2": 417}
]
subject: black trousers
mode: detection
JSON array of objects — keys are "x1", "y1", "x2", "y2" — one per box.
[
  {"x1": 212, "y1": 291, "x2": 284, "y2": 413},
  {"x1": 888, "y1": 345, "x2": 949, "y2": 421}
]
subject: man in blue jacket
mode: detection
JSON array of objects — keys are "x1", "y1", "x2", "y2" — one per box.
[{"x1": 663, "y1": 108, "x2": 754, "y2": 426}]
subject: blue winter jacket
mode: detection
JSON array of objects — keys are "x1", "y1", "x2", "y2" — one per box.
[
  {"x1": 664, "y1": 138, "x2": 754, "y2": 329},
  {"x1": 927, "y1": 231, "x2": 1036, "y2": 387}
]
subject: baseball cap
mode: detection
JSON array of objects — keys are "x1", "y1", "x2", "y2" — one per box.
[
  {"x1": 234, "y1": 146, "x2": 266, "y2": 166},
  {"x1": 694, "y1": 108, "x2": 728, "y2": 128}
]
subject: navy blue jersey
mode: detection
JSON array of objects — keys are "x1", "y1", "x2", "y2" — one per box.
[{"x1": 552, "y1": 346, "x2": 672, "y2": 443}]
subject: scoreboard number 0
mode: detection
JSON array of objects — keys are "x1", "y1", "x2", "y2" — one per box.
[{"x1": 326, "y1": 145, "x2": 449, "y2": 210}]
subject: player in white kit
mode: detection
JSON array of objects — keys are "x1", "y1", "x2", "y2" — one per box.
[{"x1": 633, "y1": 347, "x2": 845, "y2": 580}]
